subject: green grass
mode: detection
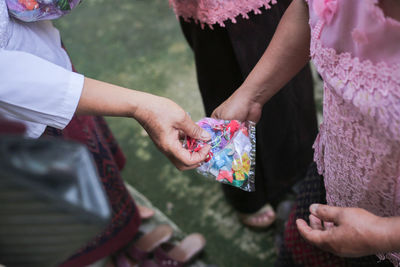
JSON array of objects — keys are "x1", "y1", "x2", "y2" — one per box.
[{"x1": 56, "y1": 1, "x2": 278, "y2": 266}]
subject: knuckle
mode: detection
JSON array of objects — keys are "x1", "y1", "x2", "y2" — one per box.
[
  {"x1": 179, "y1": 154, "x2": 194, "y2": 166},
  {"x1": 175, "y1": 111, "x2": 187, "y2": 125},
  {"x1": 320, "y1": 205, "x2": 329, "y2": 214},
  {"x1": 190, "y1": 126, "x2": 201, "y2": 137}
]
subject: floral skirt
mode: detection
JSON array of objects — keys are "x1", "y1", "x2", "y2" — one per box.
[{"x1": 275, "y1": 163, "x2": 393, "y2": 267}]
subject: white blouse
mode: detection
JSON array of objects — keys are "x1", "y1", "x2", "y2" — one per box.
[{"x1": 0, "y1": 0, "x2": 84, "y2": 138}]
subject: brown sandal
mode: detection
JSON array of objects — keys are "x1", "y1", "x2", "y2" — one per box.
[{"x1": 108, "y1": 225, "x2": 174, "y2": 267}]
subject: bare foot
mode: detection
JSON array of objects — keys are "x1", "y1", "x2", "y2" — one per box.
[{"x1": 137, "y1": 204, "x2": 155, "y2": 220}]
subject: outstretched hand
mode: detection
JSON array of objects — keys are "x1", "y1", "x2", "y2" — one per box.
[
  {"x1": 134, "y1": 94, "x2": 211, "y2": 170},
  {"x1": 296, "y1": 204, "x2": 391, "y2": 258}
]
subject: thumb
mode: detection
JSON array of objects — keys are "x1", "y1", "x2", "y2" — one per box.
[
  {"x1": 211, "y1": 110, "x2": 219, "y2": 119},
  {"x1": 310, "y1": 204, "x2": 341, "y2": 224},
  {"x1": 211, "y1": 106, "x2": 223, "y2": 120},
  {"x1": 180, "y1": 116, "x2": 211, "y2": 141}
]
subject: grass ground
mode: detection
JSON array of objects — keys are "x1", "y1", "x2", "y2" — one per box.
[{"x1": 55, "y1": 1, "x2": 322, "y2": 266}]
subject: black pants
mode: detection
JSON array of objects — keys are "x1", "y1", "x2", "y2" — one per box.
[{"x1": 180, "y1": 3, "x2": 318, "y2": 213}]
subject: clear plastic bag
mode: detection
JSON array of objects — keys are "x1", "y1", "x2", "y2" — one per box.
[
  {"x1": 6, "y1": 0, "x2": 82, "y2": 22},
  {"x1": 185, "y1": 117, "x2": 256, "y2": 192}
]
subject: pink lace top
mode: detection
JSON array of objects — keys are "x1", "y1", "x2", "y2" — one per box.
[
  {"x1": 168, "y1": 0, "x2": 277, "y2": 28},
  {"x1": 308, "y1": 0, "x2": 400, "y2": 264}
]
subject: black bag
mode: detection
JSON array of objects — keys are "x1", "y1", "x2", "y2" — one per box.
[{"x1": 0, "y1": 137, "x2": 111, "y2": 267}]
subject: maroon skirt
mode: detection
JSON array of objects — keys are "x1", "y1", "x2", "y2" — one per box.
[{"x1": 44, "y1": 115, "x2": 141, "y2": 267}]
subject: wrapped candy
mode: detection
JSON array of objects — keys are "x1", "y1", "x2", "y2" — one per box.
[
  {"x1": 6, "y1": 0, "x2": 82, "y2": 22},
  {"x1": 185, "y1": 118, "x2": 256, "y2": 192}
]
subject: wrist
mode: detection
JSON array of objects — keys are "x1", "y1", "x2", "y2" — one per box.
[
  {"x1": 381, "y1": 216, "x2": 400, "y2": 252},
  {"x1": 237, "y1": 81, "x2": 270, "y2": 107},
  {"x1": 128, "y1": 91, "x2": 153, "y2": 121}
]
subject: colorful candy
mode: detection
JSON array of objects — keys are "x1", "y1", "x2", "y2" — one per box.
[
  {"x1": 185, "y1": 118, "x2": 256, "y2": 192},
  {"x1": 6, "y1": 0, "x2": 82, "y2": 22}
]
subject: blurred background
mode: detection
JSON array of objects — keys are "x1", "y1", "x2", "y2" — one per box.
[{"x1": 55, "y1": 0, "x2": 323, "y2": 266}]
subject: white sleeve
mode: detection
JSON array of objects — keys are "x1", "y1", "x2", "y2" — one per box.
[{"x1": 0, "y1": 48, "x2": 84, "y2": 130}]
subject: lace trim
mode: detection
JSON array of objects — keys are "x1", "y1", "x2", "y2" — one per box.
[
  {"x1": 168, "y1": 0, "x2": 277, "y2": 28},
  {"x1": 310, "y1": 32, "x2": 400, "y2": 266}
]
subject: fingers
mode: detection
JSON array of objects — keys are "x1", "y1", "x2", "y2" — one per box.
[
  {"x1": 310, "y1": 204, "x2": 341, "y2": 224},
  {"x1": 309, "y1": 214, "x2": 324, "y2": 230},
  {"x1": 210, "y1": 109, "x2": 219, "y2": 119},
  {"x1": 323, "y1": 221, "x2": 335, "y2": 230},
  {"x1": 296, "y1": 218, "x2": 327, "y2": 246},
  {"x1": 170, "y1": 141, "x2": 211, "y2": 170},
  {"x1": 179, "y1": 115, "x2": 211, "y2": 142}
]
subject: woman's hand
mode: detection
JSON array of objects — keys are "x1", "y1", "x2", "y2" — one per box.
[
  {"x1": 211, "y1": 86, "x2": 263, "y2": 123},
  {"x1": 133, "y1": 94, "x2": 211, "y2": 171},
  {"x1": 296, "y1": 204, "x2": 394, "y2": 257}
]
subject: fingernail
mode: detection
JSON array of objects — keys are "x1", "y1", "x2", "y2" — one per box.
[
  {"x1": 201, "y1": 131, "x2": 211, "y2": 140},
  {"x1": 310, "y1": 204, "x2": 319, "y2": 214}
]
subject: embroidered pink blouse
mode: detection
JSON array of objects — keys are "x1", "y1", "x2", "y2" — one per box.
[
  {"x1": 308, "y1": 0, "x2": 400, "y2": 264},
  {"x1": 168, "y1": 0, "x2": 277, "y2": 27}
]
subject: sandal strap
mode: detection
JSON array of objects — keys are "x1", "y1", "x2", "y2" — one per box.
[{"x1": 153, "y1": 243, "x2": 184, "y2": 267}]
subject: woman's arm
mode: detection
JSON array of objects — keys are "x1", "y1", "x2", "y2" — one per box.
[
  {"x1": 77, "y1": 77, "x2": 211, "y2": 170},
  {"x1": 0, "y1": 49, "x2": 210, "y2": 170},
  {"x1": 212, "y1": 0, "x2": 311, "y2": 122},
  {"x1": 297, "y1": 204, "x2": 400, "y2": 257}
]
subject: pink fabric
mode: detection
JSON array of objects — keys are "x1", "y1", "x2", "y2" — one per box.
[
  {"x1": 168, "y1": 0, "x2": 277, "y2": 28},
  {"x1": 308, "y1": 0, "x2": 400, "y2": 265},
  {"x1": 312, "y1": 0, "x2": 337, "y2": 24}
]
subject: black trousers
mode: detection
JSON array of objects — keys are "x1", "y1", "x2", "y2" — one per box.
[{"x1": 180, "y1": 2, "x2": 318, "y2": 213}]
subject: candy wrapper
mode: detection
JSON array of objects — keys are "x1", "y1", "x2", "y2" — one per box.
[
  {"x1": 6, "y1": 0, "x2": 82, "y2": 22},
  {"x1": 185, "y1": 118, "x2": 256, "y2": 192}
]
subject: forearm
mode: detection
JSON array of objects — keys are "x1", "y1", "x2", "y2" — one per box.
[
  {"x1": 76, "y1": 77, "x2": 152, "y2": 120},
  {"x1": 241, "y1": 0, "x2": 311, "y2": 105}
]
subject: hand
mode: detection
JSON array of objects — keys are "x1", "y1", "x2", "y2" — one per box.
[
  {"x1": 296, "y1": 204, "x2": 391, "y2": 258},
  {"x1": 134, "y1": 94, "x2": 211, "y2": 170},
  {"x1": 211, "y1": 86, "x2": 263, "y2": 123}
]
